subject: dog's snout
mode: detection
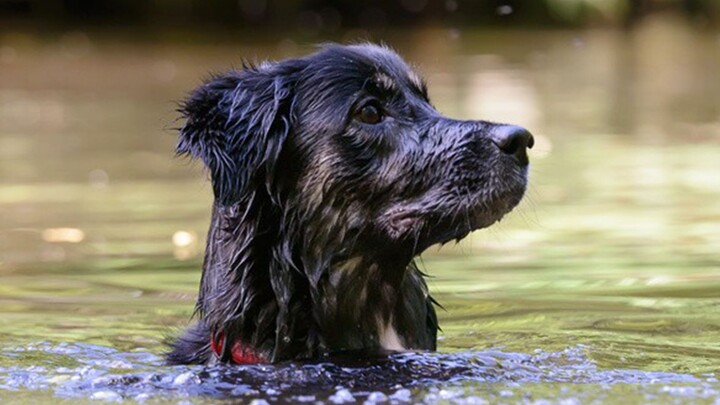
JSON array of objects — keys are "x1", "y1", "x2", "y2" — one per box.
[{"x1": 491, "y1": 125, "x2": 534, "y2": 165}]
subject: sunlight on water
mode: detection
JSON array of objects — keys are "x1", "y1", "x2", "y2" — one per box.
[{"x1": 41, "y1": 228, "x2": 85, "y2": 244}]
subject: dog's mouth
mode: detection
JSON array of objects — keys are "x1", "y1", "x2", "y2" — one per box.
[
  {"x1": 378, "y1": 177, "x2": 527, "y2": 253},
  {"x1": 380, "y1": 196, "x2": 521, "y2": 249}
]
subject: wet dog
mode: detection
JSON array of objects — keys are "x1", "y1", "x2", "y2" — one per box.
[{"x1": 168, "y1": 43, "x2": 533, "y2": 365}]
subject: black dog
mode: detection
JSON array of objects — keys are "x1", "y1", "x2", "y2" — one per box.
[{"x1": 168, "y1": 43, "x2": 533, "y2": 365}]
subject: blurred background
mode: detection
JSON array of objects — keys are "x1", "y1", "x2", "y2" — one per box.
[{"x1": 0, "y1": 0, "x2": 719, "y2": 378}]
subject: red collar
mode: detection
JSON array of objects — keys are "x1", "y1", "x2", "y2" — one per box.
[{"x1": 211, "y1": 331, "x2": 266, "y2": 364}]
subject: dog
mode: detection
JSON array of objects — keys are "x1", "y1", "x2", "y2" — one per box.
[{"x1": 167, "y1": 43, "x2": 533, "y2": 365}]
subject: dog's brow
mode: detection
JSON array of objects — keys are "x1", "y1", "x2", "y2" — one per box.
[
  {"x1": 407, "y1": 71, "x2": 428, "y2": 99},
  {"x1": 408, "y1": 71, "x2": 423, "y2": 90},
  {"x1": 374, "y1": 72, "x2": 398, "y2": 93}
]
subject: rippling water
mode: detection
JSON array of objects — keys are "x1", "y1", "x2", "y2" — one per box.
[
  {"x1": 1, "y1": 16, "x2": 719, "y2": 403},
  {"x1": 1, "y1": 343, "x2": 714, "y2": 403}
]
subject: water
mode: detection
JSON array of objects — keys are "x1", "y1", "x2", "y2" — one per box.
[
  {"x1": 0, "y1": 344, "x2": 712, "y2": 403},
  {"x1": 1, "y1": 16, "x2": 720, "y2": 403}
]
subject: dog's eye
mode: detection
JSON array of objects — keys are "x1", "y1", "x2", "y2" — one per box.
[{"x1": 356, "y1": 103, "x2": 383, "y2": 125}]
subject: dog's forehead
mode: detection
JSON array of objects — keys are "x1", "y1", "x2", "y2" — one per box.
[{"x1": 320, "y1": 44, "x2": 424, "y2": 93}]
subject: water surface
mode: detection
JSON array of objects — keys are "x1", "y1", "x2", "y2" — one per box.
[{"x1": 1, "y1": 18, "x2": 719, "y2": 403}]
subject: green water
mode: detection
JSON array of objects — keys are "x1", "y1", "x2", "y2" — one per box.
[{"x1": 1, "y1": 16, "x2": 719, "y2": 403}]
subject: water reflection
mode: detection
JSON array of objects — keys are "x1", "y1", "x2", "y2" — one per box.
[
  {"x1": 172, "y1": 230, "x2": 199, "y2": 260},
  {"x1": 41, "y1": 228, "x2": 85, "y2": 244}
]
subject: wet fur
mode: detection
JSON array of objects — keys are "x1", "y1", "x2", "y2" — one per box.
[{"x1": 168, "y1": 43, "x2": 529, "y2": 364}]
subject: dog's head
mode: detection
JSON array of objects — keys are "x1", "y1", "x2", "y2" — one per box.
[
  {"x1": 175, "y1": 43, "x2": 533, "y2": 361},
  {"x1": 179, "y1": 43, "x2": 532, "y2": 263}
]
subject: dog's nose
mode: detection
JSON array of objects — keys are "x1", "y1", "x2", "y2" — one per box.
[{"x1": 490, "y1": 125, "x2": 534, "y2": 166}]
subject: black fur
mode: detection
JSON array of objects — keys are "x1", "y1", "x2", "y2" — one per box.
[{"x1": 168, "y1": 43, "x2": 532, "y2": 364}]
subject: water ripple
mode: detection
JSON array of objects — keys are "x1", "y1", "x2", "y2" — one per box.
[{"x1": 0, "y1": 343, "x2": 713, "y2": 403}]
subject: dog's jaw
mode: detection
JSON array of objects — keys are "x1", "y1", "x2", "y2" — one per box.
[{"x1": 376, "y1": 171, "x2": 528, "y2": 253}]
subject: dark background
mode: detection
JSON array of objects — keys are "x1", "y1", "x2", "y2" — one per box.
[{"x1": 1, "y1": 0, "x2": 718, "y2": 33}]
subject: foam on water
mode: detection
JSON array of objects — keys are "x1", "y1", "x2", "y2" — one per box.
[{"x1": 0, "y1": 343, "x2": 716, "y2": 403}]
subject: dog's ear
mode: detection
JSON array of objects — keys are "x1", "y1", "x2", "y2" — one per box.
[{"x1": 177, "y1": 65, "x2": 296, "y2": 204}]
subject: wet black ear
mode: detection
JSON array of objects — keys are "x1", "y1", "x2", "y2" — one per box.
[{"x1": 177, "y1": 65, "x2": 296, "y2": 205}]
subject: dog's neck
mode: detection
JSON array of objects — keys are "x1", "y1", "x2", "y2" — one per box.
[
  {"x1": 199, "y1": 201, "x2": 436, "y2": 361},
  {"x1": 320, "y1": 255, "x2": 408, "y2": 351}
]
